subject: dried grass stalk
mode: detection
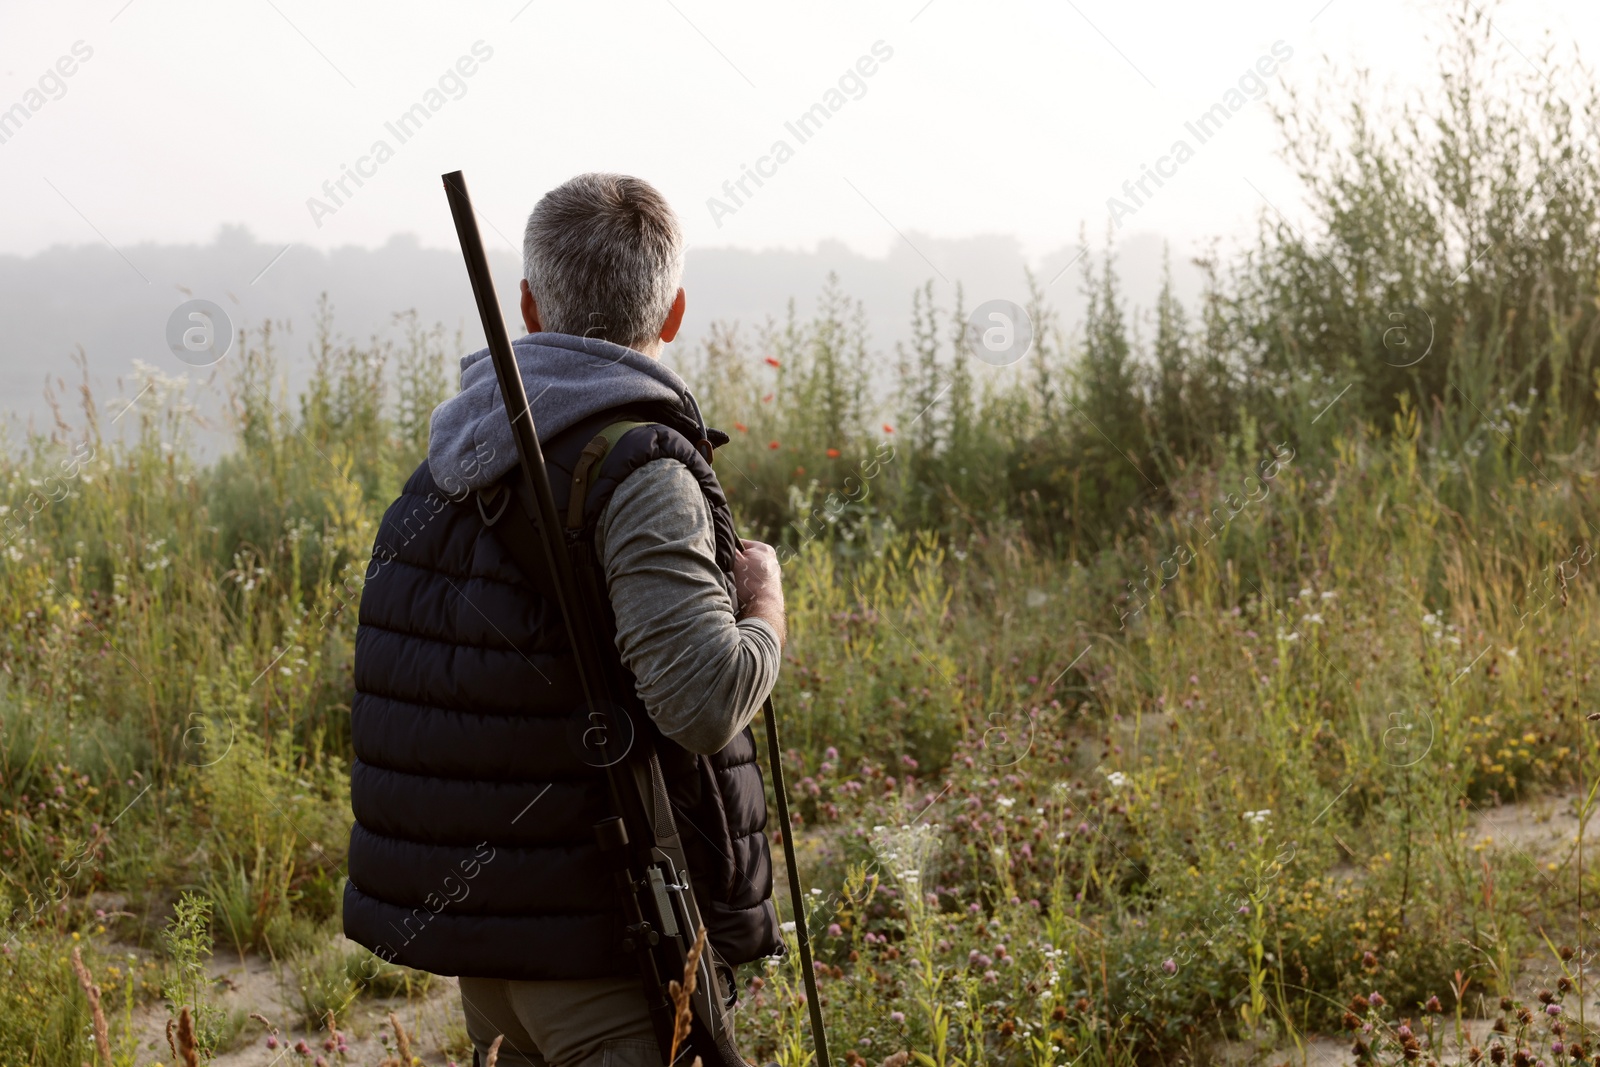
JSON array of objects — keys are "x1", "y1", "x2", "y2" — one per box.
[
  {"x1": 175, "y1": 1007, "x2": 201, "y2": 1067},
  {"x1": 667, "y1": 923, "x2": 709, "y2": 1064},
  {"x1": 68, "y1": 945, "x2": 112, "y2": 1067},
  {"x1": 390, "y1": 1011, "x2": 414, "y2": 1065}
]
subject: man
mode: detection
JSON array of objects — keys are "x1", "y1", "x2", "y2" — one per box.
[{"x1": 343, "y1": 173, "x2": 784, "y2": 1067}]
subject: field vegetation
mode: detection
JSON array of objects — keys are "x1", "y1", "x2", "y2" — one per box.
[{"x1": 4, "y1": 7, "x2": 1600, "y2": 1065}]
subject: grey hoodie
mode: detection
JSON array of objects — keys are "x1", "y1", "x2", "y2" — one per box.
[
  {"x1": 428, "y1": 331, "x2": 702, "y2": 493},
  {"x1": 425, "y1": 331, "x2": 779, "y2": 756}
]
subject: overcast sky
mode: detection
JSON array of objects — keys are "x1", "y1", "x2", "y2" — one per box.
[{"x1": 2, "y1": 0, "x2": 1596, "y2": 270}]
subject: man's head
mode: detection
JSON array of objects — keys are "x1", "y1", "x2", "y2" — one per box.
[{"x1": 520, "y1": 173, "x2": 687, "y2": 357}]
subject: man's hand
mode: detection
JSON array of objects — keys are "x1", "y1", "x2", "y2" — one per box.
[{"x1": 733, "y1": 539, "x2": 786, "y2": 648}]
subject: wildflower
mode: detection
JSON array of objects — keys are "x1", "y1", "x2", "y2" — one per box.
[
  {"x1": 996, "y1": 795, "x2": 1015, "y2": 810},
  {"x1": 1105, "y1": 771, "x2": 1127, "y2": 789},
  {"x1": 1161, "y1": 958, "x2": 1177, "y2": 975},
  {"x1": 1361, "y1": 950, "x2": 1378, "y2": 969},
  {"x1": 889, "y1": 1011, "x2": 905, "y2": 1024},
  {"x1": 883, "y1": 423, "x2": 895, "y2": 434},
  {"x1": 266, "y1": 1036, "x2": 280, "y2": 1049},
  {"x1": 826, "y1": 448, "x2": 841, "y2": 458},
  {"x1": 762, "y1": 393, "x2": 774, "y2": 403},
  {"x1": 768, "y1": 441, "x2": 780, "y2": 450},
  {"x1": 1368, "y1": 992, "x2": 1385, "y2": 1007},
  {"x1": 1548, "y1": 1004, "x2": 1563, "y2": 1017},
  {"x1": 1425, "y1": 995, "x2": 1443, "y2": 1013},
  {"x1": 1242, "y1": 809, "x2": 1270, "y2": 825},
  {"x1": 764, "y1": 356, "x2": 782, "y2": 368},
  {"x1": 734, "y1": 422, "x2": 747, "y2": 433}
]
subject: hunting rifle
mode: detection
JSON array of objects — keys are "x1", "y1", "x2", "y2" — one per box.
[{"x1": 440, "y1": 170, "x2": 830, "y2": 1067}]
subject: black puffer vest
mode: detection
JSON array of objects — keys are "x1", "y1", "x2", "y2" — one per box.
[{"x1": 342, "y1": 402, "x2": 779, "y2": 979}]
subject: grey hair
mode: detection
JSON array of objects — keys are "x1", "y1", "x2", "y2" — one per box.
[{"x1": 522, "y1": 173, "x2": 685, "y2": 351}]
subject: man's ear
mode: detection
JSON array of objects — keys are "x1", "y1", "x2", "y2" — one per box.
[
  {"x1": 520, "y1": 279, "x2": 542, "y2": 334},
  {"x1": 659, "y1": 288, "x2": 686, "y2": 344}
]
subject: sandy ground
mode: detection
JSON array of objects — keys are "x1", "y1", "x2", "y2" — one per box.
[
  {"x1": 101, "y1": 790, "x2": 1598, "y2": 1065},
  {"x1": 114, "y1": 947, "x2": 468, "y2": 1065}
]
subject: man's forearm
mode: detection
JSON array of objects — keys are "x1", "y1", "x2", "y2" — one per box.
[
  {"x1": 738, "y1": 591, "x2": 786, "y2": 649},
  {"x1": 597, "y1": 458, "x2": 783, "y2": 755}
]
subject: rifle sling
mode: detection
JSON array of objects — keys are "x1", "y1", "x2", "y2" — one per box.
[{"x1": 482, "y1": 427, "x2": 736, "y2": 1046}]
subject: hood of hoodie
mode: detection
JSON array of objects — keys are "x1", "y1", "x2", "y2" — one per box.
[{"x1": 427, "y1": 332, "x2": 705, "y2": 494}]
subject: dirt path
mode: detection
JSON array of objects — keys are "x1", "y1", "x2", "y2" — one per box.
[
  {"x1": 106, "y1": 790, "x2": 1597, "y2": 1066},
  {"x1": 1213, "y1": 790, "x2": 1599, "y2": 1067},
  {"x1": 117, "y1": 947, "x2": 466, "y2": 1065}
]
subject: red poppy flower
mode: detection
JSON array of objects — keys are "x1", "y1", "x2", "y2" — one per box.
[
  {"x1": 734, "y1": 421, "x2": 748, "y2": 433},
  {"x1": 764, "y1": 356, "x2": 782, "y2": 368},
  {"x1": 883, "y1": 423, "x2": 895, "y2": 434},
  {"x1": 768, "y1": 441, "x2": 780, "y2": 450},
  {"x1": 826, "y1": 448, "x2": 841, "y2": 458},
  {"x1": 762, "y1": 393, "x2": 774, "y2": 403},
  {"x1": 794, "y1": 466, "x2": 806, "y2": 477}
]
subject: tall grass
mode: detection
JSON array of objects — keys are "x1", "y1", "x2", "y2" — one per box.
[{"x1": 3, "y1": 7, "x2": 1600, "y2": 1062}]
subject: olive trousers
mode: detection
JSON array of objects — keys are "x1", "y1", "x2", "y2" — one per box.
[{"x1": 458, "y1": 976, "x2": 659, "y2": 1067}]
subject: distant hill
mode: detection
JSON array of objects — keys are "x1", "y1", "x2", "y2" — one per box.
[{"x1": 0, "y1": 225, "x2": 1203, "y2": 440}]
